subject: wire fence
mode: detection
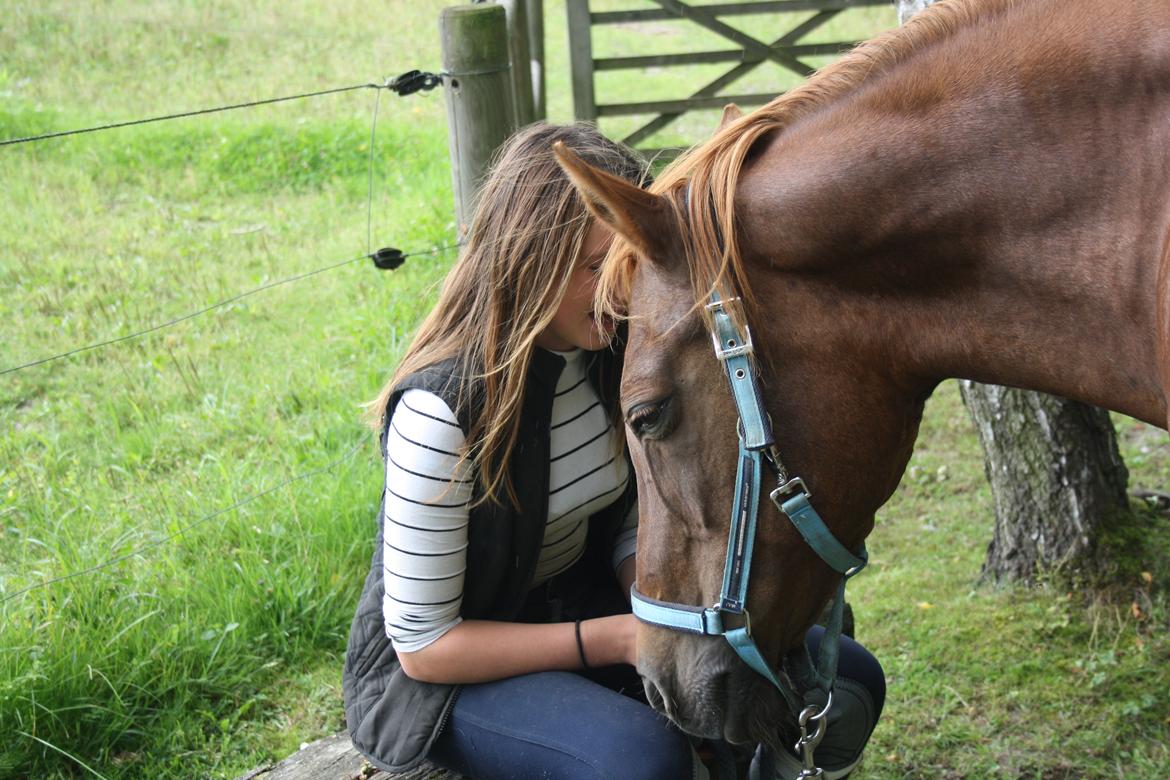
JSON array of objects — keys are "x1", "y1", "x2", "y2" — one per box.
[
  {"x1": 0, "y1": 71, "x2": 442, "y2": 147},
  {"x1": 2, "y1": 70, "x2": 455, "y2": 603},
  {"x1": 1, "y1": 243, "x2": 458, "y2": 378}
]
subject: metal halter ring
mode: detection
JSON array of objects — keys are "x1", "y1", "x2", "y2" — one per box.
[
  {"x1": 799, "y1": 691, "x2": 834, "y2": 726},
  {"x1": 794, "y1": 691, "x2": 833, "y2": 771},
  {"x1": 712, "y1": 604, "x2": 752, "y2": 636},
  {"x1": 770, "y1": 476, "x2": 811, "y2": 504}
]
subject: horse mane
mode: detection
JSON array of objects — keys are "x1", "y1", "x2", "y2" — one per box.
[{"x1": 597, "y1": 0, "x2": 1022, "y2": 329}]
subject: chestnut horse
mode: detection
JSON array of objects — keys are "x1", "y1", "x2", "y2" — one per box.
[{"x1": 555, "y1": 0, "x2": 1170, "y2": 748}]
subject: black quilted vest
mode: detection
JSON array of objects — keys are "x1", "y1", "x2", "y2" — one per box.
[{"x1": 341, "y1": 347, "x2": 634, "y2": 774}]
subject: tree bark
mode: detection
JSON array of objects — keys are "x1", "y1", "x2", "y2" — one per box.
[
  {"x1": 898, "y1": 0, "x2": 1131, "y2": 583},
  {"x1": 959, "y1": 383, "x2": 1129, "y2": 582}
]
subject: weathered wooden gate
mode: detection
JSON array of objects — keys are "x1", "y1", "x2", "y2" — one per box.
[{"x1": 567, "y1": 0, "x2": 891, "y2": 153}]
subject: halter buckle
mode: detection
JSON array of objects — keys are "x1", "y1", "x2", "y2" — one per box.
[
  {"x1": 710, "y1": 603, "x2": 751, "y2": 635},
  {"x1": 705, "y1": 298, "x2": 754, "y2": 360},
  {"x1": 770, "y1": 476, "x2": 811, "y2": 503}
]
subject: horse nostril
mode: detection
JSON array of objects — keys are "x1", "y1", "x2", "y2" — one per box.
[
  {"x1": 644, "y1": 679, "x2": 685, "y2": 723},
  {"x1": 644, "y1": 679, "x2": 666, "y2": 714}
]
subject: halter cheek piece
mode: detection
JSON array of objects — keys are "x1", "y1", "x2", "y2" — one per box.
[{"x1": 629, "y1": 291, "x2": 867, "y2": 776}]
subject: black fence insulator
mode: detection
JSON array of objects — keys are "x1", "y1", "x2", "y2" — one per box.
[
  {"x1": 371, "y1": 248, "x2": 405, "y2": 270},
  {"x1": 388, "y1": 70, "x2": 443, "y2": 97}
]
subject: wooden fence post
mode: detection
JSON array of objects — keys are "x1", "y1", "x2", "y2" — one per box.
[
  {"x1": 566, "y1": 0, "x2": 597, "y2": 122},
  {"x1": 440, "y1": 4, "x2": 517, "y2": 235},
  {"x1": 525, "y1": 0, "x2": 546, "y2": 120},
  {"x1": 500, "y1": 0, "x2": 536, "y2": 125}
]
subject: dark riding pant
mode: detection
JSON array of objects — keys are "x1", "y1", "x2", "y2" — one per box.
[{"x1": 428, "y1": 668, "x2": 698, "y2": 780}]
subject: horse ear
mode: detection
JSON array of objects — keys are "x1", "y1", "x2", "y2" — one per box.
[
  {"x1": 717, "y1": 103, "x2": 742, "y2": 131},
  {"x1": 553, "y1": 141, "x2": 673, "y2": 260}
]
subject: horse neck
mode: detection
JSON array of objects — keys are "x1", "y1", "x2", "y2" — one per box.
[{"x1": 739, "y1": 5, "x2": 1170, "y2": 426}]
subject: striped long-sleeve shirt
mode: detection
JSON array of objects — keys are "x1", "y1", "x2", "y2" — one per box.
[{"x1": 382, "y1": 348, "x2": 638, "y2": 653}]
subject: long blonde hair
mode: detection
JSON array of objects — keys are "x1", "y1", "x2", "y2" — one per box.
[{"x1": 365, "y1": 123, "x2": 648, "y2": 508}]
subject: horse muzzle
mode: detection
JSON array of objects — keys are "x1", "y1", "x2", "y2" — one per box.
[{"x1": 639, "y1": 633, "x2": 787, "y2": 745}]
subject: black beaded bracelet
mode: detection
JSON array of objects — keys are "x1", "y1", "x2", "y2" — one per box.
[{"x1": 574, "y1": 619, "x2": 591, "y2": 669}]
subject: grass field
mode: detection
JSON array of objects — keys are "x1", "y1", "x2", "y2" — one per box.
[{"x1": 2, "y1": 1, "x2": 1168, "y2": 778}]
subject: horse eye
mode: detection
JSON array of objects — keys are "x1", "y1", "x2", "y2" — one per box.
[{"x1": 627, "y1": 398, "x2": 672, "y2": 439}]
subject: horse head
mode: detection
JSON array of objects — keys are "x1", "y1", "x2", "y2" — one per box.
[
  {"x1": 550, "y1": 0, "x2": 1170, "y2": 748},
  {"x1": 554, "y1": 127, "x2": 929, "y2": 746}
]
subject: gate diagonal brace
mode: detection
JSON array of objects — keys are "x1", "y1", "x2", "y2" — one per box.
[
  {"x1": 652, "y1": 0, "x2": 815, "y2": 77},
  {"x1": 623, "y1": 8, "x2": 841, "y2": 148}
]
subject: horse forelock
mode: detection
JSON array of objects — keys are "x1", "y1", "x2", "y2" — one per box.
[{"x1": 596, "y1": 0, "x2": 1023, "y2": 336}]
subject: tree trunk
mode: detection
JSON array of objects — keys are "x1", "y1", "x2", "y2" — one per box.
[
  {"x1": 896, "y1": 0, "x2": 934, "y2": 24},
  {"x1": 959, "y1": 383, "x2": 1130, "y2": 582},
  {"x1": 898, "y1": 0, "x2": 1131, "y2": 583}
]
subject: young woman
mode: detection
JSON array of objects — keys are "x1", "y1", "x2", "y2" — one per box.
[{"x1": 342, "y1": 122, "x2": 885, "y2": 780}]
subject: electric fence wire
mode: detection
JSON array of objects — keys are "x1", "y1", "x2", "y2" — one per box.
[
  {"x1": 0, "y1": 83, "x2": 381, "y2": 147},
  {"x1": 0, "y1": 243, "x2": 460, "y2": 377},
  {"x1": 0, "y1": 71, "x2": 443, "y2": 148},
  {"x1": 367, "y1": 82, "x2": 384, "y2": 258}
]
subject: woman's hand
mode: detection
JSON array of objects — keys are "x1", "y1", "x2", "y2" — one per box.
[{"x1": 580, "y1": 613, "x2": 638, "y2": 668}]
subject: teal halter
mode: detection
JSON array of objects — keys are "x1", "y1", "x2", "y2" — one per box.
[{"x1": 629, "y1": 289, "x2": 868, "y2": 747}]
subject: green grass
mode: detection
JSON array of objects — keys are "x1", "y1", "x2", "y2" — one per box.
[
  {"x1": 1, "y1": 1, "x2": 1167, "y2": 778},
  {"x1": 855, "y1": 385, "x2": 1170, "y2": 778}
]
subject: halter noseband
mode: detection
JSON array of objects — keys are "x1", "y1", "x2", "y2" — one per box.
[{"x1": 629, "y1": 289, "x2": 868, "y2": 771}]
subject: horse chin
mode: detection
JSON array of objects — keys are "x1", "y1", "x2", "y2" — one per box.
[{"x1": 641, "y1": 644, "x2": 790, "y2": 747}]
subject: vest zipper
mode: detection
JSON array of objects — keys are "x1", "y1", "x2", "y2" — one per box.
[{"x1": 435, "y1": 684, "x2": 462, "y2": 738}]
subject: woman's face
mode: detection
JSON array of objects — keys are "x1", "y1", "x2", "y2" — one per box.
[{"x1": 536, "y1": 221, "x2": 617, "y2": 352}]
